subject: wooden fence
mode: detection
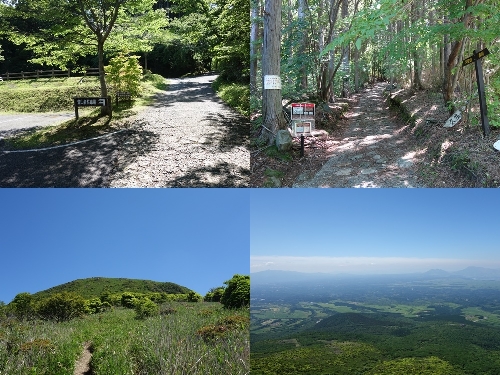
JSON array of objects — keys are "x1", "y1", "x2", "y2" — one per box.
[{"x1": 0, "y1": 68, "x2": 100, "y2": 81}]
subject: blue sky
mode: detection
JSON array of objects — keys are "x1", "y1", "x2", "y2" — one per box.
[
  {"x1": 0, "y1": 189, "x2": 249, "y2": 303},
  {"x1": 251, "y1": 189, "x2": 500, "y2": 274}
]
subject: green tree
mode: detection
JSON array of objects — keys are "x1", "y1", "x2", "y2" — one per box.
[
  {"x1": 220, "y1": 274, "x2": 249, "y2": 309},
  {"x1": 37, "y1": 292, "x2": 86, "y2": 322},
  {"x1": 6, "y1": 0, "x2": 166, "y2": 114}
]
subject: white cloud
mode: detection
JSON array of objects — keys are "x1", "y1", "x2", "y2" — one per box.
[{"x1": 250, "y1": 256, "x2": 500, "y2": 274}]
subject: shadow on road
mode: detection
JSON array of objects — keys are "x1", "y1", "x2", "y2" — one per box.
[
  {"x1": 0, "y1": 124, "x2": 159, "y2": 187},
  {"x1": 168, "y1": 162, "x2": 250, "y2": 187}
]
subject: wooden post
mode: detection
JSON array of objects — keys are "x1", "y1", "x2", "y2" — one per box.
[
  {"x1": 473, "y1": 50, "x2": 490, "y2": 137},
  {"x1": 74, "y1": 99, "x2": 79, "y2": 119}
]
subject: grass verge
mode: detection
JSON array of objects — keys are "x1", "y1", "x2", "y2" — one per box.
[
  {"x1": 212, "y1": 77, "x2": 249, "y2": 116},
  {"x1": 0, "y1": 74, "x2": 167, "y2": 151}
]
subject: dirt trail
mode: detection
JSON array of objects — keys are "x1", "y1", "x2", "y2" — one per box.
[
  {"x1": 73, "y1": 342, "x2": 93, "y2": 375},
  {"x1": 294, "y1": 83, "x2": 424, "y2": 188}
]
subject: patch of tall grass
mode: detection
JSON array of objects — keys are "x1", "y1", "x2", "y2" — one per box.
[
  {"x1": 212, "y1": 78, "x2": 250, "y2": 116},
  {"x1": 0, "y1": 302, "x2": 249, "y2": 375}
]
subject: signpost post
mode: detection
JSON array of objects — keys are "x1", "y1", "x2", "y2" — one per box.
[{"x1": 462, "y1": 48, "x2": 490, "y2": 136}]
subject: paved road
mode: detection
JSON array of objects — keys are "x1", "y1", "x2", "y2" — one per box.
[
  {"x1": 0, "y1": 113, "x2": 74, "y2": 134},
  {"x1": 0, "y1": 74, "x2": 249, "y2": 187}
]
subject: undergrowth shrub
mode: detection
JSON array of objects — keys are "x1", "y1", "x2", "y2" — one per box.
[
  {"x1": 10, "y1": 292, "x2": 35, "y2": 320},
  {"x1": 85, "y1": 298, "x2": 111, "y2": 314},
  {"x1": 105, "y1": 54, "x2": 143, "y2": 97},
  {"x1": 187, "y1": 291, "x2": 202, "y2": 302},
  {"x1": 37, "y1": 292, "x2": 86, "y2": 322},
  {"x1": 121, "y1": 292, "x2": 137, "y2": 308},
  {"x1": 134, "y1": 298, "x2": 159, "y2": 319}
]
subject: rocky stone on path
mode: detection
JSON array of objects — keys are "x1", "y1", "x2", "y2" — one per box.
[{"x1": 276, "y1": 129, "x2": 293, "y2": 151}]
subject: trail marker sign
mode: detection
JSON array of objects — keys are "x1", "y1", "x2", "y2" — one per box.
[
  {"x1": 290, "y1": 103, "x2": 315, "y2": 137},
  {"x1": 461, "y1": 48, "x2": 491, "y2": 136},
  {"x1": 444, "y1": 110, "x2": 462, "y2": 128},
  {"x1": 462, "y1": 48, "x2": 490, "y2": 67},
  {"x1": 73, "y1": 96, "x2": 111, "y2": 119}
]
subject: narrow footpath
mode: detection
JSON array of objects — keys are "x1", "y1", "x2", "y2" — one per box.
[
  {"x1": 0, "y1": 74, "x2": 249, "y2": 187},
  {"x1": 294, "y1": 82, "x2": 423, "y2": 188}
]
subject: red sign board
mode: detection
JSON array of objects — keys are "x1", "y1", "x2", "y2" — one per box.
[{"x1": 291, "y1": 103, "x2": 315, "y2": 118}]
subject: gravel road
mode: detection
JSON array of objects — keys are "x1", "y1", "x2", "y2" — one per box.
[
  {"x1": 294, "y1": 83, "x2": 422, "y2": 188},
  {"x1": 0, "y1": 74, "x2": 249, "y2": 187}
]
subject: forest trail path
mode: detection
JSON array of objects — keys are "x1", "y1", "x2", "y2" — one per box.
[
  {"x1": 0, "y1": 74, "x2": 249, "y2": 187},
  {"x1": 294, "y1": 83, "x2": 423, "y2": 188},
  {"x1": 73, "y1": 342, "x2": 93, "y2": 375}
]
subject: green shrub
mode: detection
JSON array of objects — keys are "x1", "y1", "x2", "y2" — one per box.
[
  {"x1": 187, "y1": 291, "x2": 202, "y2": 302},
  {"x1": 134, "y1": 298, "x2": 159, "y2": 320},
  {"x1": 204, "y1": 287, "x2": 225, "y2": 302},
  {"x1": 121, "y1": 292, "x2": 138, "y2": 308},
  {"x1": 85, "y1": 298, "x2": 111, "y2": 314},
  {"x1": 37, "y1": 292, "x2": 86, "y2": 322},
  {"x1": 220, "y1": 275, "x2": 250, "y2": 309},
  {"x1": 105, "y1": 54, "x2": 143, "y2": 97}
]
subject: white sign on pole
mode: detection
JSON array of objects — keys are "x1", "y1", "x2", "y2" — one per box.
[
  {"x1": 444, "y1": 110, "x2": 462, "y2": 128},
  {"x1": 264, "y1": 75, "x2": 282, "y2": 89}
]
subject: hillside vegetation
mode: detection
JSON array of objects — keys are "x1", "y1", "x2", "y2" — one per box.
[
  {"x1": 0, "y1": 274, "x2": 250, "y2": 374},
  {"x1": 251, "y1": 276, "x2": 500, "y2": 374},
  {"x1": 32, "y1": 277, "x2": 191, "y2": 301}
]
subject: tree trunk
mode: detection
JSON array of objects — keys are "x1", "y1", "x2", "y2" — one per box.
[
  {"x1": 412, "y1": 0, "x2": 423, "y2": 89},
  {"x1": 442, "y1": 0, "x2": 473, "y2": 113},
  {"x1": 298, "y1": 0, "x2": 307, "y2": 90},
  {"x1": 341, "y1": 0, "x2": 349, "y2": 97},
  {"x1": 260, "y1": 0, "x2": 285, "y2": 145},
  {"x1": 97, "y1": 38, "x2": 110, "y2": 116},
  {"x1": 250, "y1": 0, "x2": 259, "y2": 98}
]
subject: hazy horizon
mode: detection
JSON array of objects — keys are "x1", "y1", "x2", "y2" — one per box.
[
  {"x1": 250, "y1": 255, "x2": 500, "y2": 274},
  {"x1": 251, "y1": 190, "x2": 500, "y2": 277}
]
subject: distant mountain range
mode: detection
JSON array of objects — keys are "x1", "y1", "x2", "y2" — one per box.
[
  {"x1": 32, "y1": 277, "x2": 192, "y2": 300},
  {"x1": 251, "y1": 266, "x2": 500, "y2": 284}
]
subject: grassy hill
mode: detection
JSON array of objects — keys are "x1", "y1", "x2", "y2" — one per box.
[{"x1": 32, "y1": 277, "x2": 192, "y2": 300}]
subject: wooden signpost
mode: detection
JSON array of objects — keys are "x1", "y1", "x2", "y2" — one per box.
[
  {"x1": 461, "y1": 48, "x2": 490, "y2": 136},
  {"x1": 73, "y1": 97, "x2": 111, "y2": 119}
]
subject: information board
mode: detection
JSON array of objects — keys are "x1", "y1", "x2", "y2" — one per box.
[
  {"x1": 291, "y1": 103, "x2": 315, "y2": 119},
  {"x1": 292, "y1": 121, "x2": 312, "y2": 137},
  {"x1": 264, "y1": 75, "x2": 282, "y2": 89}
]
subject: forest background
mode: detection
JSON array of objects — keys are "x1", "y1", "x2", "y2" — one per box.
[
  {"x1": 0, "y1": 0, "x2": 248, "y2": 91},
  {"x1": 251, "y1": 0, "x2": 500, "y2": 144}
]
